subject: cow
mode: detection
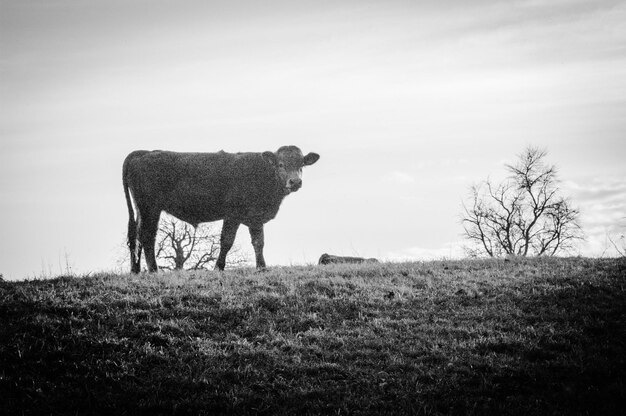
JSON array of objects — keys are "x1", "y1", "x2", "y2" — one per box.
[
  {"x1": 122, "y1": 146, "x2": 320, "y2": 273},
  {"x1": 318, "y1": 253, "x2": 379, "y2": 265}
]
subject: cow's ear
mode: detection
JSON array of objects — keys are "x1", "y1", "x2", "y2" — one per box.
[
  {"x1": 262, "y1": 151, "x2": 277, "y2": 166},
  {"x1": 303, "y1": 152, "x2": 320, "y2": 166}
]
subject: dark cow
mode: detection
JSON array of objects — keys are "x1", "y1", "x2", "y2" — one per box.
[
  {"x1": 318, "y1": 253, "x2": 379, "y2": 265},
  {"x1": 123, "y1": 146, "x2": 320, "y2": 273}
]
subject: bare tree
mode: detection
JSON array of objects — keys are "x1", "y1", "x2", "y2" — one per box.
[
  {"x1": 155, "y1": 214, "x2": 247, "y2": 270},
  {"x1": 462, "y1": 147, "x2": 583, "y2": 257},
  {"x1": 607, "y1": 217, "x2": 626, "y2": 257}
]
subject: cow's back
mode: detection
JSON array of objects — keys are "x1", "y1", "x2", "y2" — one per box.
[{"x1": 124, "y1": 150, "x2": 284, "y2": 226}]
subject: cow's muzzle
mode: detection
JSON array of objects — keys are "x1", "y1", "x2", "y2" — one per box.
[{"x1": 287, "y1": 178, "x2": 302, "y2": 192}]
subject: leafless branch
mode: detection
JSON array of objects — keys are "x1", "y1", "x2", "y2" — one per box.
[
  {"x1": 155, "y1": 213, "x2": 247, "y2": 270},
  {"x1": 461, "y1": 147, "x2": 583, "y2": 258}
]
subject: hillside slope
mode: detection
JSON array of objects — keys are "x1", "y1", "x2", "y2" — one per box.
[{"x1": 1, "y1": 258, "x2": 625, "y2": 415}]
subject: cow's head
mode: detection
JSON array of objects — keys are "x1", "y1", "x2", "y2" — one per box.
[{"x1": 263, "y1": 146, "x2": 320, "y2": 194}]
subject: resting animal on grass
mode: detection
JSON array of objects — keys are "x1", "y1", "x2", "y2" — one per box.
[
  {"x1": 123, "y1": 146, "x2": 320, "y2": 273},
  {"x1": 318, "y1": 253, "x2": 379, "y2": 265}
]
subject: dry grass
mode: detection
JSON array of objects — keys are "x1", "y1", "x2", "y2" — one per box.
[{"x1": 1, "y1": 257, "x2": 625, "y2": 415}]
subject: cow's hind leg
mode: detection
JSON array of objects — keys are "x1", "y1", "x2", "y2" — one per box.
[
  {"x1": 138, "y1": 210, "x2": 161, "y2": 273},
  {"x1": 130, "y1": 240, "x2": 143, "y2": 274},
  {"x1": 215, "y1": 219, "x2": 240, "y2": 271},
  {"x1": 128, "y1": 210, "x2": 142, "y2": 274}
]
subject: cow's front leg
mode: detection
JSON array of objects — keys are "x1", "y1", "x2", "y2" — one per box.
[
  {"x1": 249, "y1": 224, "x2": 266, "y2": 270},
  {"x1": 215, "y1": 219, "x2": 240, "y2": 271}
]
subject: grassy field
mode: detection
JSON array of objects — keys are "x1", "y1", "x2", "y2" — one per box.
[{"x1": 1, "y1": 257, "x2": 624, "y2": 415}]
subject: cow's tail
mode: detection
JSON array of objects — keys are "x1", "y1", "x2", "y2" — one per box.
[{"x1": 122, "y1": 153, "x2": 140, "y2": 273}]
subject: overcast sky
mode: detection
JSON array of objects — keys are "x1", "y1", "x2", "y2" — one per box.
[{"x1": 1, "y1": 0, "x2": 625, "y2": 279}]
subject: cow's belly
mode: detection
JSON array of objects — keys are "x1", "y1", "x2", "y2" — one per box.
[
  {"x1": 162, "y1": 185, "x2": 284, "y2": 227},
  {"x1": 165, "y1": 209, "x2": 224, "y2": 226},
  {"x1": 163, "y1": 192, "x2": 226, "y2": 226}
]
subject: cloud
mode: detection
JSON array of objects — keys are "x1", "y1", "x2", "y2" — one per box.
[
  {"x1": 564, "y1": 179, "x2": 626, "y2": 204},
  {"x1": 563, "y1": 176, "x2": 626, "y2": 256},
  {"x1": 452, "y1": 0, "x2": 626, "y2": 65},
  {"x1": 384, "y1": 171, "x2": 415, "y2": 185},
  {"x1": 385, "y1": 242, "x2": 465, "y2": 262}
]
